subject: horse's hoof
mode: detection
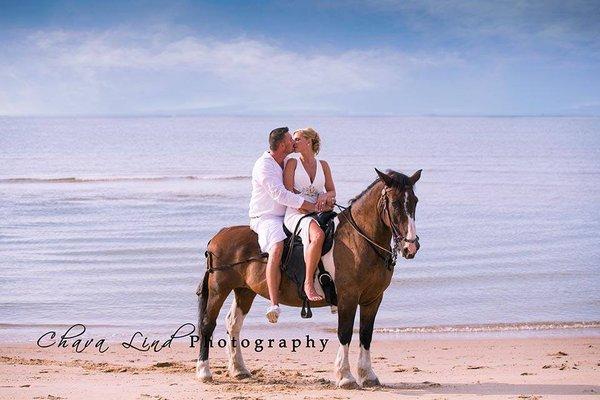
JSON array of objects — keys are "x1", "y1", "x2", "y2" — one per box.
[
  {"x1": 338, "y1": 377, "x2": 359, "y2": 389},
  {"x1": 230, "y1": 369, "x2": 252, "y2": 380},
  {"x1": 361, "y1": 378, "x2": 381, "y2": 388},
  {"x1": 196, "y1": 372, "x2": 213, "y2": 382},
  {"x1": 196, "y1": 360, "x2": 212, "y2": 382}
]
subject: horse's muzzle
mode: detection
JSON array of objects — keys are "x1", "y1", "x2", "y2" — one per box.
[{"x1": 402, "y1": 240, "x2": 420, "y2": 259}]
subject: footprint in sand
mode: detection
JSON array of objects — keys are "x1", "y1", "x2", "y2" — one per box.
[{"x1": 548, "y1": 351, "x2": 568, "y2": 357}]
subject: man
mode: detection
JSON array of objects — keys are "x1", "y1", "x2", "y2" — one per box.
[{"x1": 249, "y1": 127, "x2": 320, "y2": 323}]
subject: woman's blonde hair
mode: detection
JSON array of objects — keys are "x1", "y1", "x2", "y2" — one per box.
[{"x1": 293, "y1": 127, "x2": 321, "y2": 155}]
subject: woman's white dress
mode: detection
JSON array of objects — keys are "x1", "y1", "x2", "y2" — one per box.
[{"x1": 284, "y1": 156, "x2": 326, "y2": 253}]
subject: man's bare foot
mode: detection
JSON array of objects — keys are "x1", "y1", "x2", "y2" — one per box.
[{"x1": 304, "y1": 283, "x2": 323, "y2": 301}]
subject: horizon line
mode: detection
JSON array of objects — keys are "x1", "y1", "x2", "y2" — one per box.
[{"x1": 2, "y1": 113, "x2": 600, "y2": 119}]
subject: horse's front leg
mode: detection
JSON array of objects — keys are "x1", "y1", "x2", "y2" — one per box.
[
  {"x1": 357, "y1": 295, "x2": 383, "y2": 387},
  {"x1": 334, "y1": 299, "x2": 359, "y2": 389}
]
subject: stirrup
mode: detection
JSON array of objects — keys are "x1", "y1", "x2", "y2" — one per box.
[{"x1": 301, "y1": 299, "x2": 312, "y2": 319}]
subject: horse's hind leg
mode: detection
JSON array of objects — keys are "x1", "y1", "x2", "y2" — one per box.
[
  {"x1": 226, "y1": 287, "x2": 256, "y2": 379},
  {"x1": 357, "y1": 295, "x2": 383, "y2": 387},
  {"x1": 196, "y1": 272, "x2": 231, "y2": 382}
]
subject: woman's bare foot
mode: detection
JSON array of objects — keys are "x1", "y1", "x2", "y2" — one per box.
[{"x1": 304, "y1": 283, "x2": 323, "y2": 301}]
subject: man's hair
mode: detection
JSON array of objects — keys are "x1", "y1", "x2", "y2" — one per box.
[{"x1": 269, "y1": 127, "x2": 289, "y2": 151}]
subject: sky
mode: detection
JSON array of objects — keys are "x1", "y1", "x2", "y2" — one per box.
[{"x1": 0, "y1": 0, "x2": 599, "y2": 116}]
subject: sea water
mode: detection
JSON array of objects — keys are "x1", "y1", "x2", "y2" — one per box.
[{"x1": 1, "y1": 116, "x2": 599, "y2": 342}]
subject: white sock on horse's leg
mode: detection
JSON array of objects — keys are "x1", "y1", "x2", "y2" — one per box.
[
  {"x1": 196, "y1": 359, "x2": 212, "y2": 381},
  {"x1": 226, "y1": 297, "x2": 251, "y2": 378},
  {"x1": 334, "y1": 344, "x2": 357, "y2": 388},
  {"x1": 357, "y1": 344, "x2": 380, "y2": 387}
]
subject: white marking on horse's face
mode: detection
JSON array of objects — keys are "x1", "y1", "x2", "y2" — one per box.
[
  {"x1": 402, "y1": 191, "x2": 417, "y2": 239},
  {"x1": 406, "y1": 216, "x2": 417, "y2": 241},
  {"x1": 402, "y1": 191, "x2": 418, "y2": 256}
]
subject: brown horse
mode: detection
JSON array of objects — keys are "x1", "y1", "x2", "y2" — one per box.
[{"x1": 195, "y1": 168, "x2": 422, "y2": 388}]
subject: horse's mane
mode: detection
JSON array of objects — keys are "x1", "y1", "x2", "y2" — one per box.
[
  {"x1": 348, "y1": 179, "x2": 380, "y2": 205},
  {"x1": 348, "y1": 170, "x2": 411, "y2": 205}
]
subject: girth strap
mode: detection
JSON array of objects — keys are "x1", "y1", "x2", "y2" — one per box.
[{"x1": 205, "y1": 249, "x2": 268, "y2": 273}]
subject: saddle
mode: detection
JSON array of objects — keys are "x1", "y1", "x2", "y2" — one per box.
[{"x1": 281, "y1": 211, "x2": 338, "y2": 319}]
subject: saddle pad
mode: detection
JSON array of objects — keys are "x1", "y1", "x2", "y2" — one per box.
[{"x1": 281, "y1": 212, "x2": 338, "y2": 312}]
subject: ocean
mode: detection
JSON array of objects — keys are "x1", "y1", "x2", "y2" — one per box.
[{"x1": 1, "y1": 116, "x2": 599, "y2": 343}]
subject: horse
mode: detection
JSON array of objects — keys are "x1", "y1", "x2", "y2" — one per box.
[{"x1": 195, "y1": 168, "x2": 422, "y2": 388}]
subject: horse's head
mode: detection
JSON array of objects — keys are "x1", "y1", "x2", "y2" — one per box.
[{"x1": 375, "y1": 168, "x2": 422, "y2": 259}]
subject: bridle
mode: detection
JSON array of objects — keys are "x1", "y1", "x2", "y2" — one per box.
[
  {"x1": 335, "y1": 186, "x2": 419, "y2": 270},
  {"x1": 379, "y1": 187, "x2": 420, "y2": 244}
]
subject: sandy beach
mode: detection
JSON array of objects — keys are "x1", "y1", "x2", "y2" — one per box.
[{"x1": 1, "y1": 334, "x2": 598, "y2": 400}]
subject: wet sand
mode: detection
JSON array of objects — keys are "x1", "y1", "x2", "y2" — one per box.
[{"x1": 1, "y1": 335, "x2": 599, "y2": 399}]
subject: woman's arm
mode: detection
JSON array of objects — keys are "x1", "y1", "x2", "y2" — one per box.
[
  {"x1": 283, "y1": 158, "x2": 298, "y2": 193},
  {"x1": 321, "y1": 160, "x2": 336, "y2": 197},
  {"x1": 319, "y1": 160, "x2": 336, "y2": 209}
]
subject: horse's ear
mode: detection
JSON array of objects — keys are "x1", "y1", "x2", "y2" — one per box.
[
  {"x1": 410, "y1": 169, "x2": 422, "y2": 185},
  {"x1": 375, "y1": 168, "x2": 395, "y2": 187}
]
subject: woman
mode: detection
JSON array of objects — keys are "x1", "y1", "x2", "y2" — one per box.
[{"x1": 283, "y1": 128, "x2": 336, "y2": 301}]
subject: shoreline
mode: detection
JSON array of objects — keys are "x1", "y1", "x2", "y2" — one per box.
[
  {"x1": 1, "y1": 335, "x2": 598, "y2": 399},
  {"x1": 1, "y1": 320, "x2": 599, "y2": 345}
]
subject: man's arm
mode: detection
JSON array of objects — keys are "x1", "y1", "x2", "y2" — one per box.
[{"x1": 298, "y1": 201, "x2": 317, "y2": 213}]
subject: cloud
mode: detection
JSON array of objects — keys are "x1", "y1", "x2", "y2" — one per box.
[
  {"x1": 0, "y1": 2, "x2": 598, "y2": 117},
  {"x1": 0, "y1": 27, "x2": 463, "y2": 115},
  {"x1": 569, "y1": 100, "x2": 600, "y2": 113},
  {"x1": 355, "y1": 0, "x2": 600, "y2": 57}
]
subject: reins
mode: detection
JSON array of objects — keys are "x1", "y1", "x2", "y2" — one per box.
[
  {"x1": 206, "y1": 185, "x2": 419, "y2": 273},
  {"x1": 334, "y1": 203, "x2": 394, "y2": 257}
]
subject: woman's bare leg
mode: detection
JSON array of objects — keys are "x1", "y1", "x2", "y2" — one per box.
[{"x1": 304, "y1": 220, "x2": 325, "y2": 301}]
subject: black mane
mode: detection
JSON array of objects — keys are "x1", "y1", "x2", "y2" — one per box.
[{"x1": 348, "y1": 169, "x2": 411, "y2": 205}]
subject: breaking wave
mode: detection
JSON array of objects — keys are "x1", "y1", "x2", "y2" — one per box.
[
  {"x1": 0, "y1": 175, "x2": 251, "y2": 184},
  {"x1": 371, "y1": 321, "x2": 600, "y2": 334}
]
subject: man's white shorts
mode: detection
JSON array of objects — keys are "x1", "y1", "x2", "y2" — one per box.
[{"x1": 249, "y1": 216, "x2": 287, "y2": 253}]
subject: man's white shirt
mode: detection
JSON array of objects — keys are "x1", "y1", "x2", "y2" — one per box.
[{"x1": 249, "y1": 151, "x2": 304, "y2": 218}]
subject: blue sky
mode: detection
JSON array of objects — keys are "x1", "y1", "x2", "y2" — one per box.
[{"x1": 1, "y1": 0, "x2": 599, "y2": 116}]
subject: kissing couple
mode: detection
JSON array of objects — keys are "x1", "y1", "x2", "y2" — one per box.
[{"x1": 248, "y1": 127, "x2": 336, "y2": 323}]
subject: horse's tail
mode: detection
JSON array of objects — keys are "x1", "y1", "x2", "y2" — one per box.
[{"x1": 196, "y1": 248, "x2": 212, "y2": 338}]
